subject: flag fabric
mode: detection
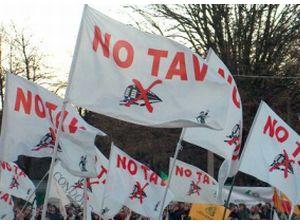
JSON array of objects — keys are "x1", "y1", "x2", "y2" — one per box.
[
  {"x1": 104, "y1": 144, "x2": 174, "y2": 219},
  {"x1": 188, "y1": 204, "x2": 230, "y2": 220},
  {"x1": 0, "y1": 191, "x2": 14, "y2": 220},
  {"x1": 272, "y1": 188, "x2": 292, "y2": 215},
  {"x1": 0, "y1": 74, "x2": 106, "y2": 177},
  {"x1": 169, "y1": 158, "x2": 218, "y2": 204},
  {"x1": 51, "y1": 152, "x2": 122, "y2": 219},
  {"x1": 239, "y1": 101, "x2": 300, "y2": 205},
  {"x1": 66, "y1": 5, "x2": 232, "y2": 129},
  {"x1": 0, "y1": 161, "x2": 35, "y2": 203},
  {"x1": 223, "y1": 186, "x2": 273, "y2": 206},
  {"x1": 183, "y1": 49, "x2": 243, "y2": 194}
]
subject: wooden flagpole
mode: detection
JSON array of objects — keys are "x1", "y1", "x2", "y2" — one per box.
[{"x1": 83, "y1": 178, "x2": 88, "y2": 220}]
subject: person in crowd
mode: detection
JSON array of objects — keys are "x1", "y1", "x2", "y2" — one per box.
[
  {"x1": 227, "y1": 203, "x2": 239, "y2": 220},
  {"x1": 238, "y1": 203, "x2": 250, "y2": 219},
  {"x1": 45, "y1": 204, "x2": 64, "y2": 220},
  {"x1": 65, "y1": 206, "x2": 76, "y2": 220},
  {"x1": 249, "y1": 205, "x2": 262, "y2": 220}
]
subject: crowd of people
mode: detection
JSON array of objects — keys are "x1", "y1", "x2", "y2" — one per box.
[{"x1": 11, "y1": 201, "x2": 300, "y2": 220}]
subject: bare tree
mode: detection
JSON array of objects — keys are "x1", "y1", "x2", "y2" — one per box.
[{"x1": 127, "y1": 4, "x2": 300, "y2": 130}]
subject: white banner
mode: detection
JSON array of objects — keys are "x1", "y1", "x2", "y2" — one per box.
[
  {"x1": 52, "y1": 152, "x2": 122, "y2": 219},
  {"x1": 223, "y1": 186, "x2": 273, "y2": 206},
  {"x1": 0, "y1": 161, "x2": 35, "y2": 203},
  {"x1": 183, "y1": 48, "x2": 243, "y2": 179},
  {"x1": 239, "y1": 101, "x2": 300, "y2": 204},
  {"x1": 0, "y1": 74, "x2": 106, "y2": 177},
  {"x1": 66, "y1": 5, "x2": 232, "y2": 129},
  {"x1": 0, "y1": 191, "x2": 14, "y2": 220},
  {"x1": 104, "y1": 144, "x2": 174, "y2": 219},
  {"x1": 169, "y1": 158, "x2": 218, "y2": 204}
]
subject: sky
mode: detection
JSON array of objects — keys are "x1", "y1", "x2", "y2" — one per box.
[
  {"x1": 0, "y1": 0, "x2": 135, "y2": 82},
  {"x1": 0, "y1": 0, "x2": 294, "y2": 84}
]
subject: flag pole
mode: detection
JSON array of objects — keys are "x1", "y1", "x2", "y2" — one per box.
[
  {"x1": 158, "y1": 128, "x2": 186, "y2": 219},
  {"x1": 41, "y1": 5, "x2": 87, "y2": 220},
  {"x1": 41, "y1": 102, "x2": 67, "y2": 219},
  {"x1": 222, "y1": 174, "x2": 236, "y2": 219},
  {"x1": 20, "y1": 170, "x2": 49, "y2": 214},
  {"x1": 83, "y1": 178, "x2": 88, "y2": 220},
  {"x1": 99, "y1": 142, "x2": 114, "y2": 219},
  {"x1": 222, "y1": 101, "x2": 264, "y2": 219}
]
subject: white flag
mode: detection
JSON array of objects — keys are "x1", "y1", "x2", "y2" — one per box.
[
  {"x1": 0, "y1": 161, "x2": 35, "y2": 203},
  {"x1": 0, "y1": 191, "x2": 14, "y2": 220},
  {"x1": 52, "y1": 152, "x2": 122, "y2": 219},
  {"x1": 239, "y1": 101, "x2": 300, "y2": 205},
  {"x1": 0, "y1": 74, "x2": 106, "y2": 177},
  {"x1": 169, "y1": 158, "x2": 218, "y2": 204},
  {"x1": 66, "y1": 5, "x2": 231, "y2": 129},
  {"x1": 183, "y1": 49, "x2": 243, "y2": 179},
  {"x1": 104, "y1": 144, "x2": 174, "y2": 219}
]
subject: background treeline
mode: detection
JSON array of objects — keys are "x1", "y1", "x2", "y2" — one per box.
[{"x1": 0, "y1": 4, "x2": 299, "y2": 186}]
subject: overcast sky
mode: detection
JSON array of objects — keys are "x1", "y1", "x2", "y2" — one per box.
[{"x1": 0, "y1": 0, "x2": 135, "y2": 81}]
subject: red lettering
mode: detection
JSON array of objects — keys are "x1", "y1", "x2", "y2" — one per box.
[
  {"x1": 116, "y1": 154, "x2": 127, "y2": 170},
  {"x1": 113, "y1": 40, "x2": 134, "y2": 68},
  {"x1": 14, "y1": 88, "x2": 32, "y2": 114},
  {"x1": 127, "y1": 159, "x2": 137, "y2": 175},
  {"x1": 92, "y1": 26, "x2": 111, "y2": 57},
  {"x1": 148, "y1": 48, "x2": 168, "y2": 77},
  {"x1": 166, "y1": 52, "x2": 187, "y2": 80},
  {"x1": 275, "y1": 126, "x2": 289, "y2": 143},
  {"x1": 55, "y1": 110, "x2": 68, "y2": 132},
  {"x1": 0, "y1": 193, "x2": 11, "y2": 204},
  {"x1": 227, "y1": 74, "x2": 233, "y2": 84},
  {"x1": 203, "y1": 175, "x2": 210, "y2": 184},
  {"x1": 292, "y1": 141, "x2": 300, "y2": 158},
  {"x1": 184, "y1": 169, "x2": 192, "y2": 177},
  {"x1": 69, "y1": 117, "x2": 79, "y2": 134},
  {"x1": 263, "y1": 116, "x2": 289, "y2": 143},
  {"x1": 1, "y1": 161, "x2": 11, "y2": 171},
  {"x1": 97, "y1": 165, "x2": 108, "y2": 184},
  {"x1": 193, "y1": 54, "x2": 208, "y2": 81},
  {"x1": 263, "y1": 116, "x2": 277, "y2": 138},
  {"x1": 45, "y1": 102, "x2": 57, "y2": 124},
  {"x1": 141, "y1": 165, "x2": 150, "y2": 181},
  {"x1": 149, "y1": 172, "x2": 158, "y2": 185},
  {"x1": 175, "y1": 166, "x2": 184, "y2": 176},
  {"x1": 34, "y1": 94, "x2": 46, "y2": 118},
  {"x1": 218, "y1": 68, "x2": 225, "y2": 78},
  {"x1": 232, "y1": 86, "x2": 241, "y2": 109},
  {"x1": 196, "y1": 172, "x2": 203, "y2": 182}
]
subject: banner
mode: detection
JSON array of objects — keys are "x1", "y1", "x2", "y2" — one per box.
[
  {"x1": 0, "y1": 191, "x2": 14, "y2": 220},
  {"x1": 0, "y1": 74, "x2": 106, "y2": 177},
  {"x1": 52, "y1": 152, "x2": 122, "y2": 219},
  {"x1": 189, "y1": 204, "x2": 230, "y2": 220},
  {"x1": 183, "y1": 49, "x2": 243, "y2": 191},
  {"x1": 169, "y1": 158, "x2": 218, "y2": 204},
  {"x1": 0, "y1": 161, "x2": 35, "y2": 203},
  {"x1": 66, "y1": 5, "x2": 232, "y2": 129},
  {"x1": 239, "y1": 101, "x2": 300, "y2": 205},
  {"x1": 223, "y1": 186, "x2": 273, "y2": 206},
  {"x1": 104, "y1": 144, "x2": 174, "y2": 219}
]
